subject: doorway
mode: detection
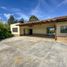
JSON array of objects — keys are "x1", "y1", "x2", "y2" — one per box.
[
  {"x1": 29, "y1": 29, "x2": 33, "y2": 35},
  {"x1": 23, "y1": 29, "x2": 25, "y2": 35}
]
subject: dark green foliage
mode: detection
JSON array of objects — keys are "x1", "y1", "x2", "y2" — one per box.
[
  {"x1": 19, "y1": 18, "x2": 24, "y2": 23},
  {"x1": 29, "y1": 15, "x2": 39, "y2": 22},
  {"x1": 7, "y1": 15, "x2": 15, "y2": 25},
  {"x1": 0, "y1": 22, "x2": 13, "y2": 40},
  {"x1": 14, "y1": 20, "x2": 18, "y2": 23}
]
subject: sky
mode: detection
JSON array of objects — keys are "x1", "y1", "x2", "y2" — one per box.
[{"x1": 0, "y1": 0, "x2": 67, "y2": 22}]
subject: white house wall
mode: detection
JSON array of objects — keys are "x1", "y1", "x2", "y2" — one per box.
[
  {"x1": 10, "y1": 23, "x2": 20, "y2": 36},
  {"x1": 33, "y1": 23, "x2": 55, "y2": 35}
]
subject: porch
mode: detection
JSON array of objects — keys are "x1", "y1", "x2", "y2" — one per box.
[{"x1": 20, "y1": 23, "x2": 56, "y2": 39}]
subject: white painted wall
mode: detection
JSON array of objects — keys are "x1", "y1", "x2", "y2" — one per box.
[
  {"x1": 10, "y1": 23, "x2": 20, "y2": 36},
  {"x1": 33, "y1": 23, "x2": 55, "y2": 34},
  {"x1": 10, "y1": 23, "x2": 55, "y2": 36}
]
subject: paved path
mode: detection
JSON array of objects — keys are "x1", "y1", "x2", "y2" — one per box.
[{"x1": 0, "y1": 36, "x2": 67, "y2": 67}]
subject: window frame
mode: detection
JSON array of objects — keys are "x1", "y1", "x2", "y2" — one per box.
[
  {"x1": 60, "y1": 26, "x2": 67, "y2": 33},
  {"x1": 12, "y1": 28, "x2": 18, "y2": 32}
]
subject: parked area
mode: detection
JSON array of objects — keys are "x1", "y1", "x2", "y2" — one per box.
[{"x1": 0, "y1": 36, "x2": 67, "y2": 67}]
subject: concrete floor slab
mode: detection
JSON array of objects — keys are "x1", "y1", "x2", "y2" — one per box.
[{"x1": 0, "y1": 36, "x2": 67, "y2": 67}]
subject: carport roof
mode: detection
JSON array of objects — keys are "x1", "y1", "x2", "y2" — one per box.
[{"x1": 17, "y1": 16, "x2": 67, "y2": 26}]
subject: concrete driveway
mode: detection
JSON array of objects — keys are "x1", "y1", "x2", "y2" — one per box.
[{"x1": 0, "y1": 36, "x2": 67, "y2": 67}]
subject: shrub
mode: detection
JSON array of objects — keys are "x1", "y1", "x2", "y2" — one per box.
[{"x1": 0, "y1": 22, "x2": 13, "y2": 40}]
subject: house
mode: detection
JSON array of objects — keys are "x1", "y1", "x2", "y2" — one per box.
[{"x1": 10, "y1": 16, "x2": 67, "y2": 43}]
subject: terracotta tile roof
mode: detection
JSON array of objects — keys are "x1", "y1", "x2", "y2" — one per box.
[
  {"x1": 17, "y1": 16, "x2": 67, "y2": 26},
  {"x1": 42, "y1": 16, "x2": 67, "y2": 22}
]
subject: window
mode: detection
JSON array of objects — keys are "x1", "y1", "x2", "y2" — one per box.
[
  {"x1": 12, "y1": 28, "x2": 18, "y2": 32},
  {"x1": 47, "y1": 27, "x2": 55, "y2": 35},
  {"x1": 61, "y1": 26, "x2": 67, "y2": 33}
]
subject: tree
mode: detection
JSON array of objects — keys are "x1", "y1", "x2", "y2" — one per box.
[
  {"x1": 19, "y1": 18, "x2": 24, "y2": 23},
  {"x1": 29, "y1": 15, "x2": 39, "y2": 22},
  {"x1": 7, "y1": 15, "x2": 15, "y2": 25},
  {"x1": 14, "y1": 20, "x2": 18, "y2": 23}
]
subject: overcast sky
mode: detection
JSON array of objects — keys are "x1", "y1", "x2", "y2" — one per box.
[{"x1": 0, "y1": 0, "x2": 67, "y2": 21}]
